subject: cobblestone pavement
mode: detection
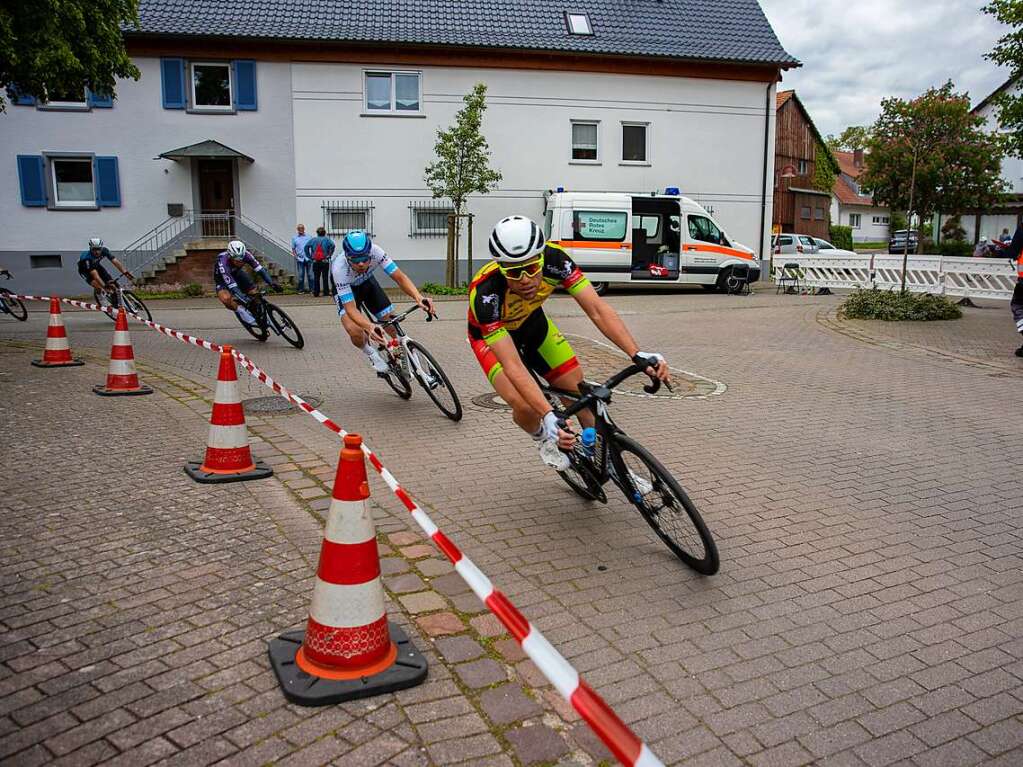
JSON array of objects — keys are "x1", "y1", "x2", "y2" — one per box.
[{"x1": 2, "y1": 288, "x2": 1023, "y2": 766}]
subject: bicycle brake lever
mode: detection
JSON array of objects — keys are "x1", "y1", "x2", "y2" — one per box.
[{"x1": 643, "y1": 379, "x2": 661, "y2": 395}]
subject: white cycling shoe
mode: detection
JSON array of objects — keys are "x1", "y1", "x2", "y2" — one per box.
[
  {"x1": 367, "y1": 350, "x2": 390, "y2": 374},
  {"x1": 609, "y1": 464, "x2": 653, "y2": 496},
  {"x1": 538, "y1": 439, "x2": 571, "y2": 472}
]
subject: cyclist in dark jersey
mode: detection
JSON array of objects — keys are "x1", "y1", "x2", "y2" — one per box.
[
  {"x1": 78, "y1": 237, "x2": 134, "y2": 295},
  {"x1": 468, "y1": 215, "x2": 670, "y2": 470},
  {"x1": 214, "y1": 239, "x2": 280, "y2": 326}
]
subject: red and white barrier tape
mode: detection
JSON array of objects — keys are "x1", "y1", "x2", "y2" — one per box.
[{"x1": 10, "y1": 294, "x2": 664, "y2": 767}]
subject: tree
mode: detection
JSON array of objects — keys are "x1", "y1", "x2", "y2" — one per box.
[
  {"x1": 424, "y1": 82, "x2": 503, "y2": 286},
  {"x1": 0, "y1": 0, "x2": 140, "y2": 111},
  {"x1": 984, "y1": 0, "x2": 1023, "y2": 156},
  {"x1": 825, "y1": 125, "x2": 872, "y2": 152},
  {"x1": 862, "y1": 82, "x2": 1006, "y2": 254}
]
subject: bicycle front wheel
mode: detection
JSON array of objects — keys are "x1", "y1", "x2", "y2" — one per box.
[
  {"x1": 238, "y1": 307, "x2": 268, "y2": 341},
  {"x1": 266, "y1": 303, "x2": 305, "y2": 349},
  {"x1": 406, "y1": 340, "x2": 462, "y2": 421},
  {"x1": 121, "y1": 291, "x2": 152, "y2": 322},
  {"x1": 609, "y1": 435, "x2": 719, "y2": 575},
  {"x1": 0, "y1": 289, "x2": 27, "y2": 321},
  {"x1": 381, "y1": 349, "x2": 412, "y2": 399}
]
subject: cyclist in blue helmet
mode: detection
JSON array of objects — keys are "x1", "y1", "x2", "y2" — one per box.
[{"x1": 332, "y1": 230, "x2": 435, "y2": 374}]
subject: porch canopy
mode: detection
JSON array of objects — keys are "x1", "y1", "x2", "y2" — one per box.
[{"x1": 156, "y1": 139, "x2": 254, "y2": 163}]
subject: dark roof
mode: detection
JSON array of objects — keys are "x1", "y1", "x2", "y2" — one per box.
[
  {"x1": 157, "y1": 139, "x2": 255, "y2": 162},
  {"x1": 131, "y1": 0, "x2": 798, "y2": 67}
]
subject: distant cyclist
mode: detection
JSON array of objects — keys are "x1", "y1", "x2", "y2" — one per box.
[
  {"x1": 78, "y1": 238, "x2": 135, "y2": 302},
  {"x1": 468, "y1": 216, "x2": 669, "y2": 469},
  {"x1": 331, "y1": 231, "x2": 434, "y2": 374},
  {"x1": 214, "y1": 240, "x2": 281, "y2": 326}
]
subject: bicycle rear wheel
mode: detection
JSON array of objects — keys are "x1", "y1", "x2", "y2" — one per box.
[
  {"x1": 121, "y1": 291, "x2": 152, "y2": 322},
  {"x1": 557, "y1": 446, "x2": 606, "y2": 502},
  {"x1": 266, "y1": 303, "x2": 305, "y2": 349},
  {"x1": 382, "y1": 350, "x2": 412, "y2": 399},
  {"x1": 0, "y1": 289, "x2": 27, "y2": 321},
  {"x1": 609, "y1": 435, "x2": 719, "y2": 575},
  {"x1": 406, "y1": 340, "x2": 462, "y2": 421}
]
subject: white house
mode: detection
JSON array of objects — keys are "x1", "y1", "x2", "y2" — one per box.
[
  {"x1": 1, "y1": 0, "x2": 797, "y2": 293},
  {"x1": 830, "y1": 150, "x2": 890, "y2": 244}
]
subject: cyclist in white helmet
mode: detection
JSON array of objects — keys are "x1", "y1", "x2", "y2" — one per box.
[
  {"x1": 214, "y1": 240, "x2": 280, "y2": 325},
  {"x1": 468, "y1": 215, "x2": 670, "y2": 470}
]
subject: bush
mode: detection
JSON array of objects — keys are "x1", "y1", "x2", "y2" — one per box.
[
  {"x1": 829, "y1": 225, "x2": 854, "y2": 251},
  {"x1": 422, "y1": 282, "x2": 468, "y2": 295},
  {"x1": 937, "y1": 240, "x2": 972, "y2": 259},
  {"x1": 183, "y1": 283, "x2": 204, "y2": 297},
  {"x1": 839, "y1": 289, "x2": 962, "y2": 321}
]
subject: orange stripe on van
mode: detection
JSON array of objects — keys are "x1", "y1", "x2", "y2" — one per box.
[
  {"x1": 553, "y1": 240, "x2": 632, "y2": 250},
  {"x1": 685, "y1": 244, "x2": 755, "y2": 260}
]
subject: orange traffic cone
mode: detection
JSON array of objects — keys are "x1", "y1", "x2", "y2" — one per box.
[
  {"x1": 184, "y1": 345, "x2": 272, "y2": 483},
  {"x1": 31, "y1": 298, "x2": 84, "y2": 368},
  {"x1": 269, "y1": 434, "x2": 427, "y2": 705},
  {"x1": 93, "y1": 307, "x2": 153, "y2": 396}
]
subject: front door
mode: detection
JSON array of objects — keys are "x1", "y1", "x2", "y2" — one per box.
[{"x1": 198, "y1": 159, "x2": 234, "y2": 236}]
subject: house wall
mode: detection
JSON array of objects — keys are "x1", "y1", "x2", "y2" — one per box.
[
  {"x1": 291, "y1": 63, "x2": 776, "y2": 283},
  {"x1": 977, "y1": 91, "x2": 1023, "y2": 195},
  {"x1": 0, "y1": 57, "x2": 296, "y2": 293},
  {"x1": 832, "y1": 203, "x2": 890, "y2": 242}
]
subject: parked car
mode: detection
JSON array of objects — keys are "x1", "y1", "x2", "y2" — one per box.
[
  {"x1": 812, "y1": 238, "x2": 857, "y2": 256},
  {"x1": 772, "y1": 233, "x2": 819, "y2": 256},
  {"x1": 888, "y1": 229, "x2": 919, "y2": 254}
]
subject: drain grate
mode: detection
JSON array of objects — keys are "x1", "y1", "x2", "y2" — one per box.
[
  {"x1": 471, "y1": 392, "x2": 512, "y2": 411},
  {"x1": 242, "y1": 394, "x2": 323, "y2": 414}
]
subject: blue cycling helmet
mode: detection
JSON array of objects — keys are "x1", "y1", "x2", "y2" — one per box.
[{"x1": 342, "y1": 230, "x2": 372, "y2": 258}]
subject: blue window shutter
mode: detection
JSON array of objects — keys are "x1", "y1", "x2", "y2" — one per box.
[
  {"x1": 161, "y1": 58, "x2": 186, "y2": 109},
  {"x1": 17, "y1": 156, "x2": 47, "y2": 206},
  {"x1": 233, "y1": 60, "x2": 257, "y2": 110},
  {"x1": 87, "y1": 88, "x2": 113, "y2": 108},
  {"x1": 94, "y1": 157, "x2": 121, "y2": 207}
]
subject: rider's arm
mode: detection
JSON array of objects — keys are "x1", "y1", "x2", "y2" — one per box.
[
  {"x1": 487, "y1": 332, "x2": 558, "y2": 418},
  {"x1": 388, "y1": 267, "x2": 430, "y2": 309},
  {"x1": 342, "y1": 299, "x2": 378, "y2": 334},
  {"x1": 247, "y1": 252, "x2": 274, "y2": 285},
  {"x1": 572, "y1": 285, "x2": 670, "y2": 381},
  {"x1": 108, "y1": 256, "x2": 133, "y2": 279}
]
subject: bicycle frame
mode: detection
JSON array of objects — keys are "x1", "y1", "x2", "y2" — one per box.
[{"x1": 374, "y1": 304, "x2": 435, "y2": 383}]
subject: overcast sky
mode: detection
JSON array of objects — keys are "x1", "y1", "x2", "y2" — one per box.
[{"x1": 758, "y1": 0, "x2": 1011, "y2": 138}]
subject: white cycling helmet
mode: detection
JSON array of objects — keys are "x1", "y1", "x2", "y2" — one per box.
[
  {"x1": 227, "y1": 240, "x2": 246, "y2": 257},
  {"x1": 489, "y1": 216, "x2": 545, "y2": 264},
  {"x1": 980, "y1": 236, "x2": 988, "y2": 243},
  {"x1": 88, "y1": 237, "x2": 104, "y2": 249}
]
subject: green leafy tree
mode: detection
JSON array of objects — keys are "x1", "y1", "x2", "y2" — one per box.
[
  {"x1": 0, "y1": 0, "x2": 140, "y2": 111},
  {"x1": 812, "y1": 140, "x2": 839, "y2": 193},
  {"x1": 825, "y1": 125, "x2": 873, "y2": 152},
  {"x1": 862, "y1": 82, "x2": 1006, "y2": 260},
  {"x1": 424, "y1": 82, "x2": 503, "y2": 286},
  {"x1": 984, "y1": 0, "x2": 1023, "y2": 156}
]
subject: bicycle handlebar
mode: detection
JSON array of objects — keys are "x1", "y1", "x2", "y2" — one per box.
[
  {"x1": 555, "y1": 362, "x2": 668, "y2": 420},
  {"x1": 377, "y1": 302, "x2": 437, "y2": 329}
]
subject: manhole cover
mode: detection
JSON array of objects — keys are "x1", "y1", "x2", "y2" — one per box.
[
  {"x1": 242, "y1": 394, "x2": 323, "y2": 414},
  {"x1": 471, "y1": 392, "x2": 512, "y2": 411}
]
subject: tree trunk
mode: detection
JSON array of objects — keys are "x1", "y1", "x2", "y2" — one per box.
[{"x1": 445, "y1": 215, "x2": 456, "y2": 288}]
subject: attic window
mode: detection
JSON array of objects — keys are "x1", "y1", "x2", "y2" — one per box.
[{"x1": 566, "y1": 12, "x2": 593, "y2": 35}]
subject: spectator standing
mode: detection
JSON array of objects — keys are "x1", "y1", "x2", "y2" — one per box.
[
  {"x1": 304, "y1": 226, "x2": 335, "y2": 298},
  {"x1": 1001, "y1": 227, "x2": 1013, "y2": 244},
  {"x1": 291, "y1": 224, "x2": 312, "y2": 293},
  {"x1": 1005, "y1": 224, "x2": 1023, "y2": 357},
  {"x1": 974, "y1": 236, "x2": 990, "y2": 258}
]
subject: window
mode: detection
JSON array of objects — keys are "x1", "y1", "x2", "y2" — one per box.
[
  {"x1": 872, "y1": 215, "x2": 889, "y2": 225},
  {"x1": 814, "y1": 207, "x2": 825, "y2": 221},
  {"x1": 30, "y1": 255, "x2": 62, "y2": 269},
  {"x1": 687, "y1": 215, "x2": 728, "y2": 245},
  {"x1": 323, "y1": 200, "x2": 374, "y2": 236},
  {"x1": 622, "y1": 123, "x2": 648, "y2": 163},
  {"x1": 849, "y1": 213, "x2": 862, "y2": 228},
  {"x1": 798, "y1": 159, "x2": 808, "y2": 175},
  {"x1": 43, "y1": 85, "x2": 87, "y2": 109},
  {"x1": 191, "y1": 62, "x2": 232, "y2": 110},
  {"x1": 800, "y1": 206, "x2": 811, "y2": 220},
  {"x1": 816, "y1": 240, "x2": 834, "y2": 250},
  {"x1": 571, "y1": 121, "x2": 599, "y2": 161},
  {"x1": 565, "y1": 12, "x2": 593, "y2": 35},
  {"x1": 634, "y1": 215, "x2": 660, "y2": 239},
  {"x1": 573, "y1": 210, "x2": 627, "y2": 241},
  {"x1": 364, "y1": 71, "x2": 421, "y2": 113},
  {"x1": 408, "y1": 202, "x2": 453, "y2": 238},
  {"x1": 799, "y1": 236, "x2": 816, "y2": 250},
  {"x1": 52, "y1": 158, "x2": 95, "y2": 207}
]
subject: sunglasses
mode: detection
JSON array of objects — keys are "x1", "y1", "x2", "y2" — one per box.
[
  {"x1": 499, "y1": 257, "x2": 544, "y2": 281},
  {"x1": 347, "y1": 254, "x2": 372, "y2": 265}
]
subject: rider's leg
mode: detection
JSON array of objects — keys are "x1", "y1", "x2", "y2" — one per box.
[
  {"x1": 219, "y1": 288, "x2": 256, "y2": 324},
  {"x1": 490, "y1": 369, "x2": 541, "y2": 435},
  {"x1": 341, "y1": 310, "x2": 388, "y2": 372},
  {"x1": 547, "y1": 366, "x2": 596, "y2": 430}
]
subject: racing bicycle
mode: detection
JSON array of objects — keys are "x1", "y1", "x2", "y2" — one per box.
[
  {"x1": 0, "y1": 272, "x2": 27, "y2": 321},
  {"x1": 540, "y1": 363, "x2": 719, "y2": 575},
  {"x1": 237, "y1": 289, "x2": 305, "y2": 349},
  {"x1": 370, "y1": 304, "x2": 462, "y2": 421},
  {"x1": 95, "y1": 274, "x2": 152, "y2": 322}
]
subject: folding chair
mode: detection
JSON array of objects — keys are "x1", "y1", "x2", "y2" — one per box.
[
  {"x1": 725, "y1": 263, "x2": 751, "y2": 295},
  {"x1": 775, "y1": 262, "x2": 802, "y2": 294}
]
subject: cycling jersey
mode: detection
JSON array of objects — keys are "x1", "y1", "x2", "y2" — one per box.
[
  {"x1": 213, "y1": 250, "x2": 269, "y2": 292},
  {"x1": 467, "y1": 244, "x2": 589, "y2": 344},
  {"x1": 331, "y1": 243, "x2": 397, "y2": 307},
  {"x1": 78, "y1": 248, "x2": 113, "y2": 282}
]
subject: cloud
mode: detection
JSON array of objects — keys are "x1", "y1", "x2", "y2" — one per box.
[{"x1": 758, "y1": 0, "x2": 1011, "y2": 136}]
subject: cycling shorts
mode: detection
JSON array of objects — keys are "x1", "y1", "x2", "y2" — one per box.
[
  {"x1": 470, "y1": 310, "x2": 579, "y2": 386},
  {"x1": 78, "y1": 260, "x2": 111, "y2": 284},
  {"x1": 335, "y1": 275, "x2": 394, "y2": 320},
  {"x1": 214, "y1": 267, "x2": 256, "y2": 295}
]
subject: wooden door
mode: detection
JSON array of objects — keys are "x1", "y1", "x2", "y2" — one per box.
[{"x1": 198, "y1": 159, "x2": 234, "y2": 236}]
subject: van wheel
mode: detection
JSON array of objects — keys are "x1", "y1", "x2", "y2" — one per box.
[
  {"x1": 592, "y1": 281, "x2": 608, "y2": 296},
  {"x1": 715, "y1": 268, "x2": 732, "y2": 292}
]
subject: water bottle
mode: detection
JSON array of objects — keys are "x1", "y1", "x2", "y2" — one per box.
[{"x1": 579, "y1": 427, "x2": 597, "y2": 459}]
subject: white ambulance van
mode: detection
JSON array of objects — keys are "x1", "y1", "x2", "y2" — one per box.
[{"x1": 543, "y1": 189, "x2": 759, "y2": 293}]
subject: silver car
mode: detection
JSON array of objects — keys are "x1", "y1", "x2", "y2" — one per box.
[{"x1": 772, "y1": 233, "x2": 819, "y2": 256}]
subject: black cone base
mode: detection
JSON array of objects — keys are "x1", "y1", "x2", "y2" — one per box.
[
  {"x1": 32, "y1": 358, "x2": 84, "y2": 367},
  {"x1": 93, "y1": 384, "x2": 154, "y2": 396},
  {"x1": 268, "y1": 623, "x2": 428, "y2": 707},
  {"x1": 184, "y1": 460, "x2": 273, "y2": 484}
]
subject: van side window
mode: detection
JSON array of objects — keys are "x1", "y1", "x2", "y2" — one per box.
[
  {"x1": 634, "y1": 214, "x2": 660, "y2": 241},
  {"x1": 572, "y1": 210, "x2": 627, "y2": 241},
  {"x1": 687, "y1": 215, "x2": 729, "y2": 246}
]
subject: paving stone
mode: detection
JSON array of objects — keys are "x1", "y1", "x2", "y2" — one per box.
[
  {"x1": 415, "y1": 612, "x2": 465, "y2": 637},
  {"x1": 505, "y1": 724, "x2": 571, "y2": 766},
  {"x1": 384, "y1": 572, "x2": 427, "y2": 593},
  {"x1": 398, "y1": 591, "x2": 449, "y2": 614},
  {"x1": 433, "y1": 635, "x2": 486, "y2": 663},
  {"x1": 454, "y1": 658, "x2": 507, "y2": 688},
  {"x1": 479, "y1": 684, "x2": 543, "y2": 725}
]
